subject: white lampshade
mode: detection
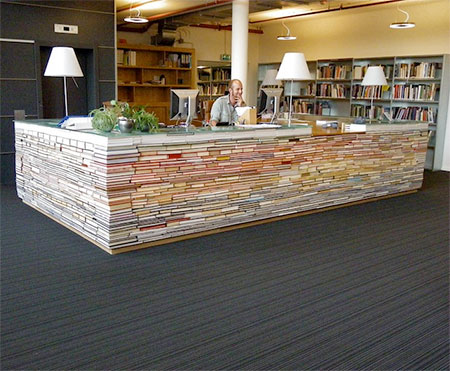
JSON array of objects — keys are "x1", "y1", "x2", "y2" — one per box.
[
  {"x1": 276, "y1": 52, "x2": 311, "y2": 81},
  {"x1": 361, "y1": 66, "x2": 388, "y2": 86},
  {"x1": 44, "y1": 47, "x2": 83, "y2": 77},
  {"x1": 262, "y1": 69, "x2": 281, "y2": 86}
]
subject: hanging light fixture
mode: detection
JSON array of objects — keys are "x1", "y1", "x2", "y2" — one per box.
[
  {"x1": 277, "y1": 20, "x2": 296, "y2": 40},
  {"x1": 124, "y1": 7, "x2": 149, "y2": 23},
  {"x1": 390, "y1": 5, "x2": 415, "y2": 29}
]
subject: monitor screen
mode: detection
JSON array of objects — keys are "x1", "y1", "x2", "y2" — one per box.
[
  {"x1": 170, "y1": 89, "x2": 199, "y2": 124},
  {"x1": 258, "y1": 87, "x2": 283, "y2": 116}
]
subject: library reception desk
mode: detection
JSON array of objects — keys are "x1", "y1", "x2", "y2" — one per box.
[{"x1": 15, "y1": 120, "x2": 428, "y2": 254}]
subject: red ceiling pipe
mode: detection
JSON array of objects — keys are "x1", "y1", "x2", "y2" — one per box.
[
  {"x1": 189, "y1": 23, "x2": 263, "y2": 34},
  {"x1": 249, "y1": 0, "x2": 407, "y2": 24},
  {"x1": 137, "y1": 0, "x2": 234, "y2": 22}
]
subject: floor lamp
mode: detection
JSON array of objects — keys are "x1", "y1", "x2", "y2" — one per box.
[
  {"x1": 44, "y1": 47, "x2": 83, "y2": 117},
  {"x1": 276, "y1": 53, "x2": 311, "y2": 127},
  {"x1": 361, "y1": 66, "x2": 388, "y2": 122}
]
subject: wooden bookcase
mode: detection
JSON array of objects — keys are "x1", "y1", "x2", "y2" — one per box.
[
  {"x1": 258, "y1": 54, "x2": 449, "y2": 170},
  {"x1": 117, "y1": 43, "x2": 196, "y2": 124},
  {"x1": 197, "y1": 63, "x2": 231, "y2": 100}
]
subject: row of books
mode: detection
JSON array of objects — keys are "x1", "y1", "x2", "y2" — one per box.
[
  {"x1": 351, "y1": 85, "x2": 386, "y2": 99},
  {"x1": 317, "y1": 64, "x2": 351, "y2": 79},
  {"x1": 392, "y1": 106, "x2": 437, "y2": 122},
  {"x1": 353, "y1": 65, "x2": 394, "y2": 80},
  {"x1": 351, "y1": 104, "x2": 388, "y2": 119},
  {"x1": 167, "y1": 53, "x2": 192, "y2": 68},
  {"x1": 299, "y1": 83, "x2": 316, "y2": 96},
  {"x1": 292, "y1": 100, "x2": 314, "y2": 114},
  {"x1": 212, "y1": 69, "x2": 231, "y2": 81},
  {"x1": 395, "y1": 62, "x2": 441, "y2": 79},
  {"x1": 117, "y1": 50, "x2": 137, "y2": 66},
  {"x1": 198, "y1": 83, "x2": 228, "y2": 96},
  {"x1": 393, "y1": 83, "x2": 439, "y2": 101},
  {"x1": 315, "y1": 101, "x2": 331, "y2": 115},
  {"x1": 316, "y1": 84, "x2": 350, "y2": 98}
]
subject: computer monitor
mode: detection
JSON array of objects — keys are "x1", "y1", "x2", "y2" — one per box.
[
  {"x1": 170, "y1": 89, "x2": 199, "y2": 126},
  {"x1": 258, "y1": 87, "x2": 283, "y2": 123}
]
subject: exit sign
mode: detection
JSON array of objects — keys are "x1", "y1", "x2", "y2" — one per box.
[{"x1": 220, "y1": 53, "x2": 231, "y2": 61}]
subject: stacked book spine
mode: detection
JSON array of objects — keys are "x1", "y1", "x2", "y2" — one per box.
[{"x1": 15, "y1": 122, "x2": 428, "y2": 252}]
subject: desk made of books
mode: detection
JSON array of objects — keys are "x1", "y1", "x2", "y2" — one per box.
[{"x1": 15, "y1": 120, "x2": 428, "y2": 254}]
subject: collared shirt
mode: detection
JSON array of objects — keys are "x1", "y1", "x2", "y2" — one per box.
[{"x1": 210, "y1": 95, "x2": 238, "y2": 125}]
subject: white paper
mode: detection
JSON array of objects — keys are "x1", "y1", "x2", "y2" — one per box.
[{"x1": 61, "y1": 117, "x2": 93, "y2": 130}]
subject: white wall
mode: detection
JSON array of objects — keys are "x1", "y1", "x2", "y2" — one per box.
[{"x1": 257, "y1": 0, "x2": 450, "y2": 63}]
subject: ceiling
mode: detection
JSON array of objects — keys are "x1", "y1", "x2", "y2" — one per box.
[{"x1": 116, "y1": 0, "x2": 409, "y2": 32}]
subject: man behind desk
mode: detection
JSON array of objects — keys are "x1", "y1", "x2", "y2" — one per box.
[{"x1": 210, "y1": 79, "x2": 245, "y2": 127}]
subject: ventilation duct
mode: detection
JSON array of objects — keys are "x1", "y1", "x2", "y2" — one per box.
[{"x1": 151, "y1": 22, "x2": 177, "y2": 46}]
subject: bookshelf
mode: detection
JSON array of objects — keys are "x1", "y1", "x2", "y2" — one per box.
[
  {"x1": 197, "y1": 62, "x2": 231, "y2": 100},
  {"x1": 258, "y1": 54, "x2": 449, "y2": 170},
  {"x1": 116, "y1": 43, "x2": 196, "y2": 123},
  {"x1": 350, "y1": 57, "x2": 394, "y2": 120}
]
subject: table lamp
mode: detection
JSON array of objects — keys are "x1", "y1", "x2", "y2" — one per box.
[
  {"x1": 261, "y1": 69, "x2": 282, "y2": 88},
  {"x1": 44, "y1": 47, "x2": 83, "y2": 116},
  {"x1": 276, "y1": 52, "x2": 311, "y2": 127},
  {"x1": 361, "y1": 66, "x2": 388, "y2": 122}
]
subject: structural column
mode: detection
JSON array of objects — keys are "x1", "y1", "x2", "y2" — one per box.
[{"x1": 231, "y1": 0, "x2": 249, "y2": 102}]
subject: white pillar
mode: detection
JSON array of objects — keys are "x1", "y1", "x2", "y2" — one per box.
[{"x1": 232, "y1": 0, "x2": 249, "y2": 102}]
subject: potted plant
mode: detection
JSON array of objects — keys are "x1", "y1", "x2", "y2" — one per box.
[
  {"x1": 109, "y1": 100, "x2": 134, "y2": 133},
  {"x1": 133, "y1": 107, "x2": 159, "y2": 132},
  {"x1": 90, "y1": 107, "x2": 117, "y2": 132}
]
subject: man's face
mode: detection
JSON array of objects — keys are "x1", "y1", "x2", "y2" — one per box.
[{"x1": 229, "y1": 82, "x2": 243, "y2": 103}]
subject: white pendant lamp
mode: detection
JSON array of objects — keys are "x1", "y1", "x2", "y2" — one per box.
[
  {"x1": 390, "y1": 6, "x2": 415, "y2": 29},
  {"x1": 277, "y1": 21, "x2": 296, "y2": 40},
  {"x1": 124, "y1": 8, "x2": 148, "y2": 23}
]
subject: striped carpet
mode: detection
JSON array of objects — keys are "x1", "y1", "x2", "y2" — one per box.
[{"x1": 1, "y1": 171, "x2": 449, "y2": 370}]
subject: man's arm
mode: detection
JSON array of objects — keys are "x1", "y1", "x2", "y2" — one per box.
[{"x1": 209, "y1": 98, "x2": 222, "y2": 127}]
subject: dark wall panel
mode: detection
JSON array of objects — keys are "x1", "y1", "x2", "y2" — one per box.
[
  {"x1": 99, "y1": 82, "x2": 116, "y2": 105},
  {"x1": 1, "y1": 118, "x2": 15, "y2": 153},
  {"x1": 1, "y1": 154, "x2": 16, "y2": 185},
  {"x1": 1, "y1": 80, "x2": 38, "y2": 116},
  {"x1": 0, "y1": 42, "x2": 36, "y2": 79},
  {"x1": 98, "y1": 47, "x2": 116, "y2": 81},
  {"x1": 0, "y1": 1, "x2": 115, "y2": 185},
  {"x1": 10, "y1": 1, "x2": 114, "y2": 13},
  {"x1": 1, "y1": 3, "x2": 114, "y2": 46}
]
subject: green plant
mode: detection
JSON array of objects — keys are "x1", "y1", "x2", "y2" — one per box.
[
  {"x1": 109, "y1": 100, "x2": 133, "y2": 119},
  {"x1": 90, "y1": 107, "x2": 117, "y2": 132},
  {"x1": 133, "y1": 107, "x2": 159, "y2": 132}
]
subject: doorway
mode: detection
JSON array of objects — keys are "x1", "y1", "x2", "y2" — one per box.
[{"x1": 40, "y1": 47, "x2": 95, "y2": 118}]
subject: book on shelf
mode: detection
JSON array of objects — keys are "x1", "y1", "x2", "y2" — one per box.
[
  {"x1": 293, "y1": 100, "x2": 314, "y2": 114},
  {"x1": 120, "y1": 50, "x2": 136, "y2": 66},
  {"x1": 117, "y1": 49, "x2": 124, "y2": 65},
  {"x1": 393, "y1": 83, "x2": 439, "y2": 101},
  {"x1": 317, "y1": 83, "x2": 349, "y2": 98},
  {"x1": 351, "y1": 104, "x2": 389, "y2": 119},
  {"x1": 317, "y1": 64, "x2": 351, "y2": 79},
  {"x1": 392, "y1": 106, "x2": 436, "y2": 122},
  {"x1": 315, "y1": 101, "x2": 331, "y2": 115},
  {"x1": 395, "y1": 62, "x2": 441, "y2": 79}
]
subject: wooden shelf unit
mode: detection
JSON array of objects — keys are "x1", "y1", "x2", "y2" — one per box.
[{"x1": 117, "y1": 43, "x2": 196, "y2": 123}]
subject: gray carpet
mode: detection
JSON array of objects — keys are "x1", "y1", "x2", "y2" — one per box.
[{"x1": 1, "y1": 171, "x2": 449, "y2": 370}]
